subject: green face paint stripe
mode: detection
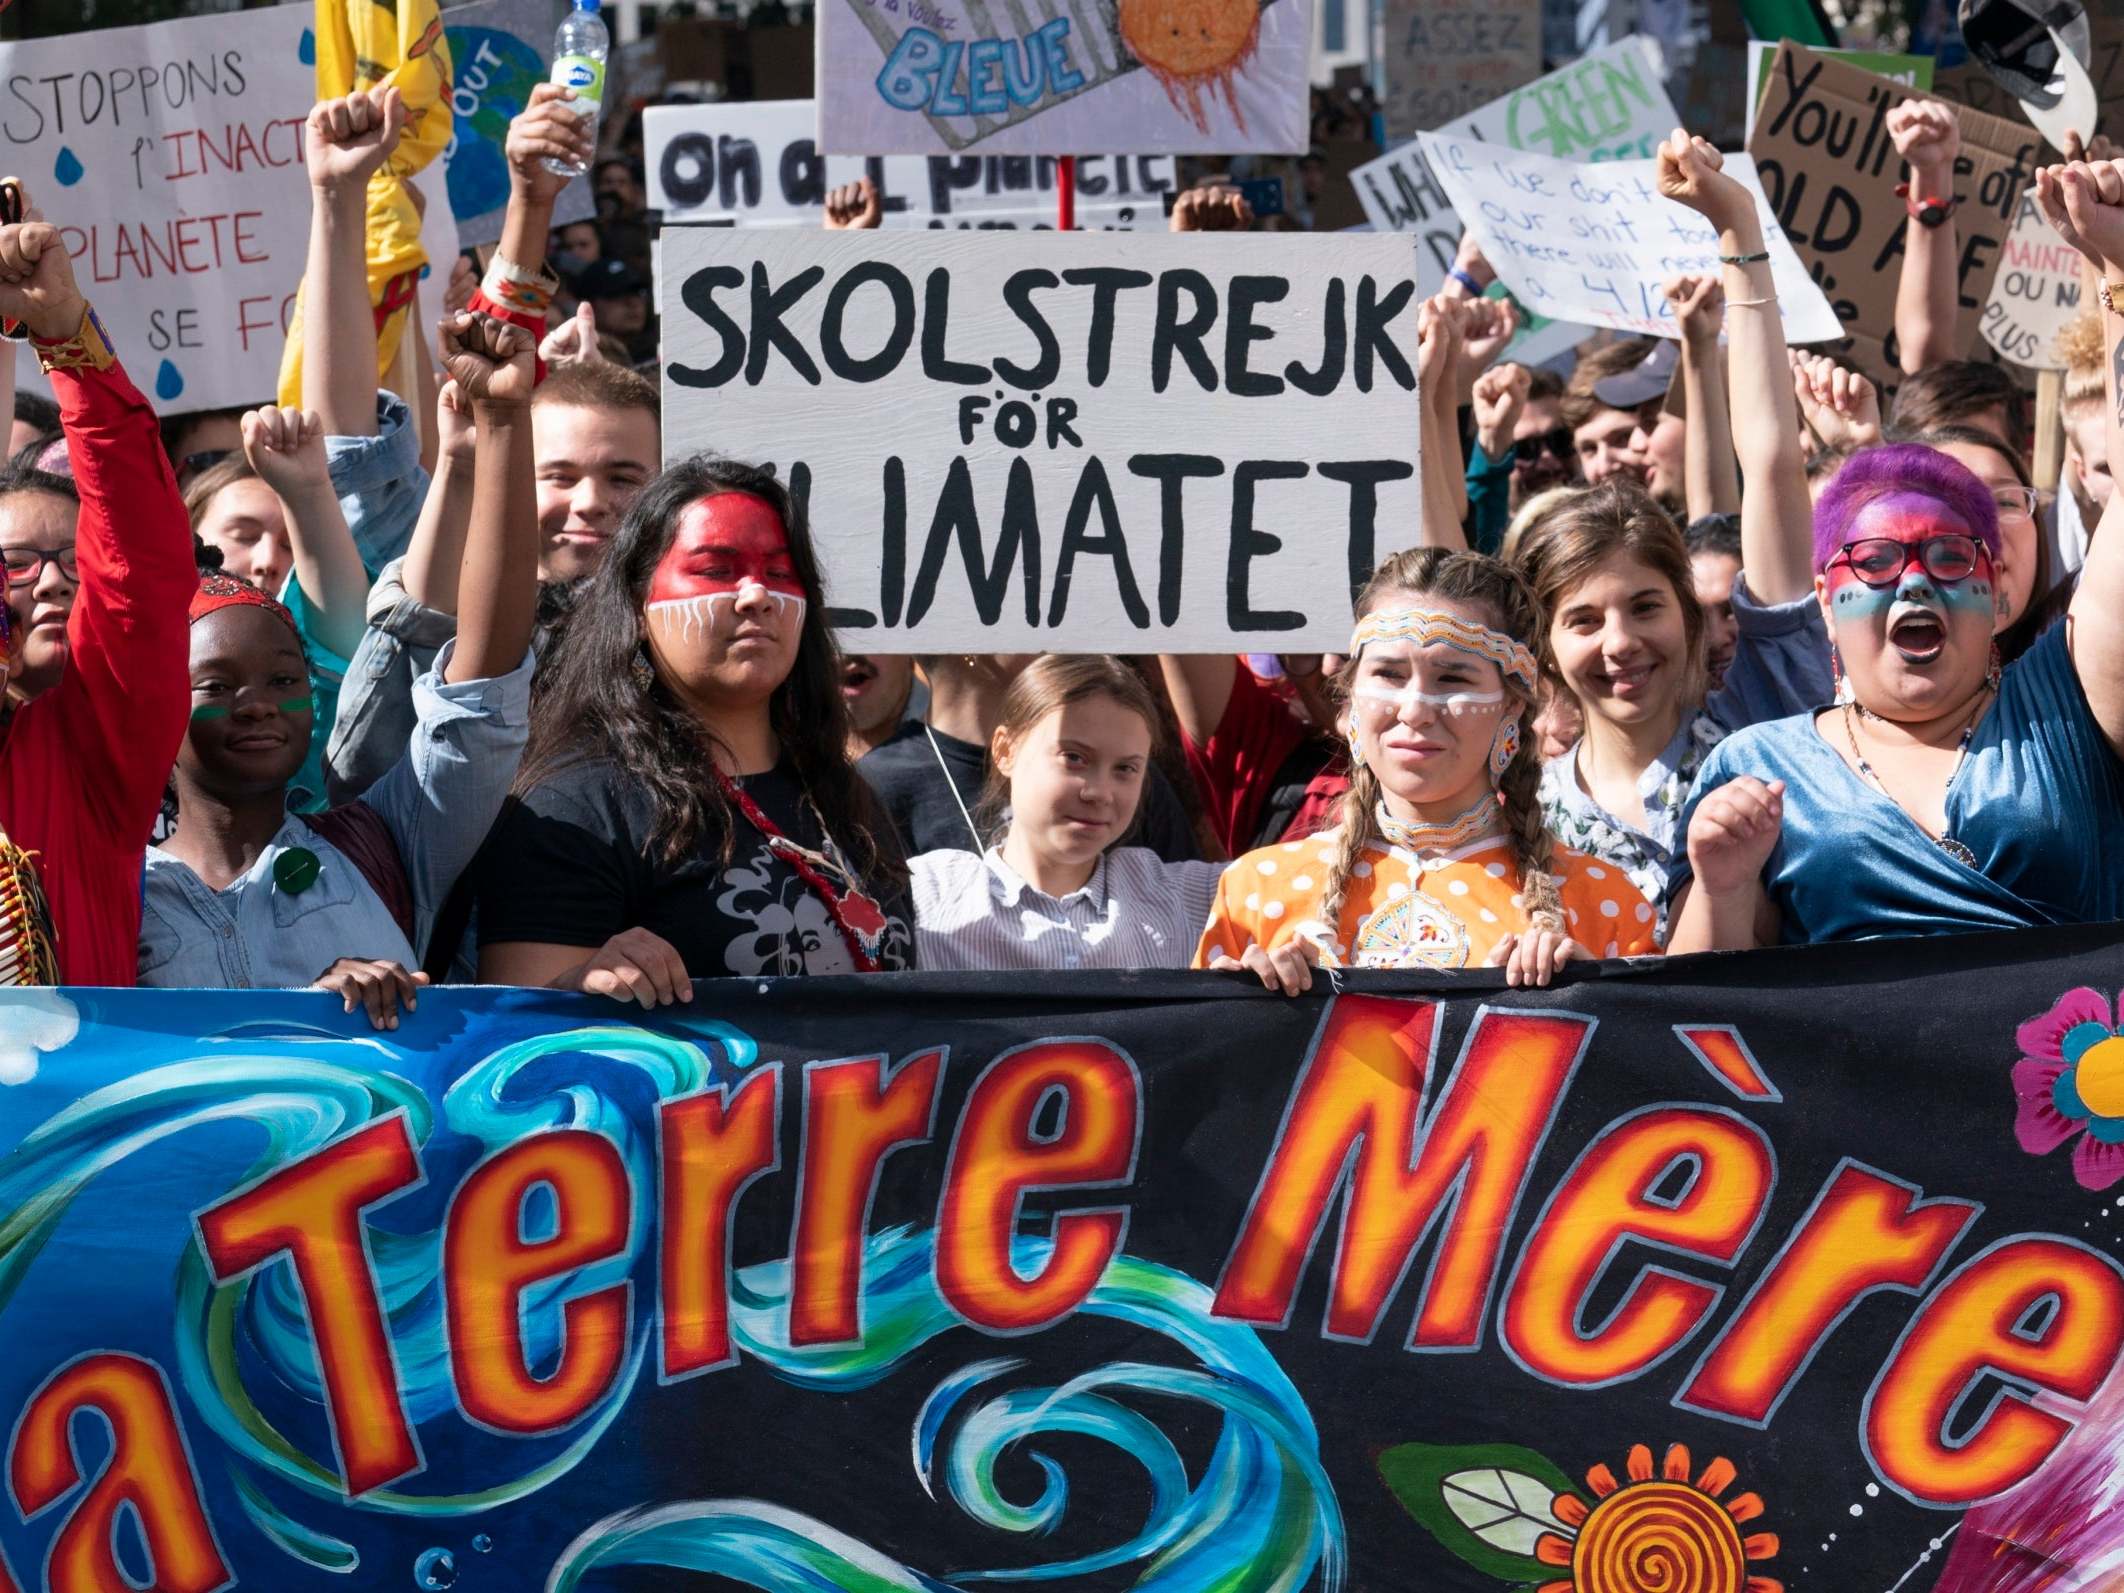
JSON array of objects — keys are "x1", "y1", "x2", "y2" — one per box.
[
  {"x1": 190, "y1": 704, "x2": 230, "y2": 722},
  {"x1": 280, "y1": 697, "x2": 316, "y2": 714}
]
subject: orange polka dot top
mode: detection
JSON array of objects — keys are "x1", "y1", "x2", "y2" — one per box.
[{"x1": 1192, "y1": 830, "x2": 1661, "y2": 972}]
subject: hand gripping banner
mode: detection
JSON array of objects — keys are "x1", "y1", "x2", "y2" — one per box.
[{"x1": 4, "y1": 925, "x2": 2124, "y2": 1591}]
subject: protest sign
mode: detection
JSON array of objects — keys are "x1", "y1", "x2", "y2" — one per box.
[
  {"x1": 658, "y1": 227, "x2": 1421, "y2": 653},
  {"x1": 1981, "y1": 189, "x2": 2083, "y2": 370},
  {"x1": 442, "y1": 0, "x2": 597, "y2": 248},
  {"x1": 0, "y1": 6, "x2": 316, "y2": 413},
  {"x1": 1418, "y1": 132, "x2": 1844, "y2": 343},
  {"x1": 816, "y1": 0, "x2": 1312, "y2": 156},
  {"x1": 9, "y1": 925, "x2": 2124, "y2": 1589},
  {"x1": 644, "y1": 100, "x2": 1175, "y2": 230},
  {"x1": 1742, "y1": 43, "x2": 1933, "y2": 141},
  {"x1": 1378, "y1": 0, "x2": 1542, "y2": 141},
  {"x1": 1747, "y1": 42, "x2": 2042, "y2": 388},
  {"x1": 1353, "y1": 39, "x2": 1681, "y2": 308}
]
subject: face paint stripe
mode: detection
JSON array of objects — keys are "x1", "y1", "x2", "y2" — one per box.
[{"x1": 190, "y1": 705, "x2": 229, "y2": 722}]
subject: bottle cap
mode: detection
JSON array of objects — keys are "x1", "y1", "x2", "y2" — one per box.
[{"x1": 576, "y1": 0, "x2": 600, "y2": 10}]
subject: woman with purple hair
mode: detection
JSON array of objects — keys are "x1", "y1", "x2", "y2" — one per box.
[{"x1": 1669, "y1": 156, "x2": 2124, "y2": 948}]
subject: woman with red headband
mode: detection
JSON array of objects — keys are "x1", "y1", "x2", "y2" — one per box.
[
  {"x1": 139, "y1": 315, "x2": 543, "y2": 1026},
  {"x1": 477, "y1": 457, "x2": 915, "y2": 1001}
]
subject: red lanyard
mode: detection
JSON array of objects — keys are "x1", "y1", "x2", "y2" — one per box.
[{"x1": 711, "y1": 767, "x2": 889, "y2": 973}]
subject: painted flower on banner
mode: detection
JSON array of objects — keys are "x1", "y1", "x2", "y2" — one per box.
[
  {"x1": 2012, "y1": 987, "x2": 2124, "y2": 1189},
  {"x1": 1382, "y1": 1440, "x2": 1780, "y2": 1593}
]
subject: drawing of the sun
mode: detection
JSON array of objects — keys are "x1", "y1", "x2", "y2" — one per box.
[
  {"x1": 1117, "y1": 0, "x2": 1260, "y2": 134},
  {"x1": 1532, "y1": 1444, "x2": 1781, "y2": 1593}
]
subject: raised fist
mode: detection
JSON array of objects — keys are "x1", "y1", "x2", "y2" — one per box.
[
  {"x1": 0, "y1": 218, "x2": 84, "y2": 343},
  {"x1": 437, "y1": 312, "x2": 538, "y2": 406},
  {"x1": 306, "y1": 87, "x2": 408, "y2": 195}
]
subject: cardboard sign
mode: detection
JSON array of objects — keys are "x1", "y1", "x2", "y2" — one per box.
[
  {"x1": 1981, "y1": 189, "x2": 2083, "y2": 371},
  {"x1": 1418, "y1": 133, "x2": 1844, "y2": 343},
  {"x1": 1352, "y1": 38, "x2": 1681, "y2": 298},
  {"x1": 442, "y1": 0, "x2": 596, "y2": 248},
  {"x1": 658, "y1": 227, "x2": 1423, "y2": 651},
  {"x1": 815, "y1": 0, "x2": 1312, "y2": 156},
  {"x1": 1742, "y1": 43, "x2": 1934, "y2": 141},
  {"x1": 1932, "y1": 1, "x2": 2124, "y2": 151},
  {"x1": 644, "y1": 100, "x2": 1174, "y2": 230},
  {"x1": 1747, "y1": 42, "x2": 2042, "y2": 387},
  {"x1": 1378, "y1": 0, "x2": 1543, "y2": 141},
  {"x1": 0, "y1": 7, "x2": 317, "y2": 413}
]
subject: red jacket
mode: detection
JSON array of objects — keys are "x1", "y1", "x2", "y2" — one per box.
[{"x1": 0, "y1": 358, "x2": 193, "y2": 985}]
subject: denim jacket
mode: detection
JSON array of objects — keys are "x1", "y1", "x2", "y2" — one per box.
[
  {"x1": 139, "y1": 641, "x2": 534, "y2": 987},
  {"x1": 325, "y1": 558, "x2": 457, "y2": 805}
]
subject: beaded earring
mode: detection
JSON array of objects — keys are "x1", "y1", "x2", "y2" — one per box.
[{"x1": 1489, "y1": 717, "x2": 1521, "y2": 779}]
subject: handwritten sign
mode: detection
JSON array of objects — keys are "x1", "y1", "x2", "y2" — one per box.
[
  {"x1": 1982, "y1": 190, "x2": 2082, "y2": 370},
  {"x1": 658, "y1": 227, "x2": 1423, "y2": 651},
  {"x1": 1352, "y1": 39, "x2": 1680, "y2": 299},
  {"x1": 1747, "y1": 42, "x2": 2041, "y2": 388},
  {"x1": 443, "y1": 0, "x2": 596, "y2": 247},
  {"x1": 1378, "y1": 0, "x2": 1541, "y2": 141},
  {"x1": 0, "y1": 6, "x2": 318, "y2": 412},
  {"x1": 1743, "y1": 43, "x2": 1932, "y2": 141},
  {"x1": 644, "y1": 100, "x2": 1174, "y2": 230},
  {"x1": 816, "y1": 0, "x2": 1312, "y2": 156},
  {"x1": 1418, "y1": 132, "x2": 1843, "y2": 343}
]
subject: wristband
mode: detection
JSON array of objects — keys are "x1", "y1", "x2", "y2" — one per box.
[
  {"x1": 1894, "y1": 182, "x2": 1958, "y2": 228},
  {"x1": 2101, "y1": 280, "x2": 2124, "y2": 317},
  {"x1": 480, "y1": 254, "x2": 560, "y2": 317},
  {"x1": 1447, "y1": 267, "x2": 1487, "y2": 297},
  {"x1": 1718, "y1": 251, "x2": 1770, "y2": 265},
  {"x1": 30, "y1": 302, "x2": 114, "y2": 373}
]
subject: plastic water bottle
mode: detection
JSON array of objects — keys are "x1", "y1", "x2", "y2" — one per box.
[{"x1": 544, "y1": 0, "x2": 607, "y2": 179}]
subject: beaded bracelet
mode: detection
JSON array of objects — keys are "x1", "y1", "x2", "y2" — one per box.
[{"x1": 31, "y1": 302, "x2": 114, "y2": 373}]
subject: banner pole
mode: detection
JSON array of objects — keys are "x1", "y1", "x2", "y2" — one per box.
[{"x1": 1058, "y1": 155, "x2": 1076, "y2": 230}]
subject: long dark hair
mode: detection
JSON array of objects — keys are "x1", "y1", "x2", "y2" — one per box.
[{"x1": 516, "y1": 454, "x2": 904, "y2": 886}]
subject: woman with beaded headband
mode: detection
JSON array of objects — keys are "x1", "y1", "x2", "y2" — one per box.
[
  {"x1": 1194, "y1": 548, "x2": 1658, "y2": 989},
  {"x1": 477, "y1": 453, "x2": 915, "y2": 998},
  {"x1": 1671, "y1": 153, "x2": 2124, "y2": 948}
]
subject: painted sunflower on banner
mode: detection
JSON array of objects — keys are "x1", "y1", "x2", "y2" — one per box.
[
  {"x1": 1381, "y1": 1440, "x2": 1780, "y2": 1593},
  {"x1": 2011, "y1": 987, "x2": 2124, "y2": 1190}
]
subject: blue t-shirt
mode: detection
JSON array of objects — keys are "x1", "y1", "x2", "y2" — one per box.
[{"x1": 1682, "y1": 623, "x2": 2124, "y2": 942}]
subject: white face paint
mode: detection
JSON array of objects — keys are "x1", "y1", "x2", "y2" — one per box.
[
  {"x1": 1348, "y1": 680, "x2": 1506, "y2": 715},
  {"x1": 644, "y1": 585, "x2": 807, "y2": 645}
]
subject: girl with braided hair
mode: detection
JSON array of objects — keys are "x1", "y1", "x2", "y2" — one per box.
[{"x1": 1194, "y1": 547, "x2": 1657, "y2": 989}]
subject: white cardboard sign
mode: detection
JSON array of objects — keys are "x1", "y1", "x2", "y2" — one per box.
[
  {"x1": 645, "y1": 101, "x2": 1174, "y2": 229},
  {"x1": 1981, "y1": 190, "x2": 2082, "y2": 371},
  {"x1": 0, "y1": 7, "x2": 318, "y2": 413},
  {"x1": 1352, "y1": 38, "x2": 1680, "y2": 300},
  {"x1": 1417, "y1": 133, "x2": 1845, "y2": 344},
  {"x1": 816, "y1": 0, "x2": 1312, "y2": 156},
  {"x1": 659, "y1": 227, "x2": 1424, "y2": 651}
]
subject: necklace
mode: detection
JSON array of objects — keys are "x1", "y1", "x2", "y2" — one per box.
[
  {"x1": 1841, "y1": 692, "x2": 1989, "y2": 867},
  {"x1": 925, "y1": 723, "x2": 984, "y2": 850},
  {"x1": 710, "y1": 766, "x2": 891, "y2": 972},
  {"x1": 1375, "y1": 792, "x2": 1502, "y2": 855}
]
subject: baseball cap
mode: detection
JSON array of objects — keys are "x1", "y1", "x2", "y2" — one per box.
[
  {"x1": 574, "y1": 258, "x2": 647, "y2": 300},
  {"x1": 1958, "y1": 0, "x2": 2098, "y2": 151},
  {"x1": 1591, "y1": 340, "x2": 1681, "y2": 409}
]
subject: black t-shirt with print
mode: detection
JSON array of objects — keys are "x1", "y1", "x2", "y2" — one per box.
[
  {"x1": 475, "y1": 759, "x2": 915, "y2": 977},
  {"x1": 858, "y1": 720, "x2": 1201, "y2": 861}
]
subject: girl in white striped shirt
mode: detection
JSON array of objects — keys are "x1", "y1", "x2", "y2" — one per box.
[{"x1": 910, "y1": 655, "x2": 1302, "y2": 988}]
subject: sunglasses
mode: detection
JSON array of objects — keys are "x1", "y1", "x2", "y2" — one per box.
[
  {"x1": 1513, "y1": 427, "x2": 1573, "y2": 467},
  {"x1": 1827, "y1": 534, "x2": 1987, "y2": 588}
]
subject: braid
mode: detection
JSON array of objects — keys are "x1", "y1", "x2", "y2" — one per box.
[
  {"x1": 1314, "y1": 756, "x2": 1380, "y2": 955},
  {"x1": 1497, "y1": 741, "x2": 1565, "y2": 935}
]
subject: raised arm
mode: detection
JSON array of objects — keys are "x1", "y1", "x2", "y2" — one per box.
[
  {"x1": 1887, "y1": 101, "x2": 1963, "y2": 375},
  {"x1": 1669, "y1": 273, "x2": 1740, "y2": 519},
  {"x1": 470, "y1": 84, "x2": 596, "y2": 349},
  {"x1": 241, "y1": 406, "x2": 370, "y2": 660},
  {"x1": 302, "y1": 88, "x2": 408, "y2": 438},
  {"x1": 1417, "y1": 294, "x2": 1470, "y2": 547},
  {"x1": 2043, "y1": 158, "x2": 2124, "y2": 755},
  {"x1": 435, "y1": 313, "x2": 540, "y2": 682},
  {"x1": 1656, "y1": 131, "x2": 1813, "y2": 605},
  {"x1": 398, "y1": 380, "x2": 477, "y2": 612}
]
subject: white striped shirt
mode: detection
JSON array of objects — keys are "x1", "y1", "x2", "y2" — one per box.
[{"x1": 910, "y1": 846, "x2": 1225, "y2": 971}]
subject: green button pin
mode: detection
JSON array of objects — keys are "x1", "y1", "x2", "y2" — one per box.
[{"x1": 273, "y1": 847, "x2": 321, "y2": 895}]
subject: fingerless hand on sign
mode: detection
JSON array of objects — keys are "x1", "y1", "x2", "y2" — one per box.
[
  {"x1": 508, "y1": 85, "x2": 595, "y2": 210},
  {"x1": 1208, "y1": 938, "x2": 1318, "y2": 996},
  {"x1": 2037, "y1": 159, "x2": 2124, "y2": 278},
  {"x1": 823, "y1": 177, "x2": 884, "y2": 231},
  {"x1": 0, "y1": 217, "x2": 85, "y2": 344},
  {"x1": 565, "y1": 927, "x2": 695, "y2": 1008},
  {"x1": 1655, "y1": 129, "x2": 1755, "y2": 240},
  {"x1": 1489, "y1": 926, "x2": 1587, "y2": 988},
  {"x1": 314, "y1": 957, "x2": 429, "y2": 1030},
  {"x1": 306, "y1": 87, "x2": 408, "y2": 198},
  {"x1": 438, "y1": 312, "x2": 538, "y2": 408},
  {"x1": 1688, "y1": 776, "x2": 1786, "y2": 898},
  {"x1": 1886, "y1": 101, "x2": 1960, "y2": 185}
]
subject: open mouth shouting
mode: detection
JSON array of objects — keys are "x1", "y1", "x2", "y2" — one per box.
[
  {"x1": 841, "y1": 656, "x2": 878, "y2": 698},
  {"x1": 1888, "y1": 604, "x2": 1947, "y2": 666}
]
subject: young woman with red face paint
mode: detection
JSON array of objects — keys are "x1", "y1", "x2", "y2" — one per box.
[
  {"x1": 477, "y1": 457, "x2": 914, "y2": 997},
  {"x1": 1670, "y1": 156, "x2": 2124, "y2": 947}
]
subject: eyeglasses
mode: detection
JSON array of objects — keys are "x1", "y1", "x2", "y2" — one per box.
[
  {"x1": 1514, "y1": 428, "x2": 1573, "y2": 467},
  {"x1": 1989, "y1": 485, "x2": 2046, "y2": 522},
  {"x1": 0, "y1": 545, "x2": 78, "y2": 586},
  {"x1": 1827, "y1": 534, "x2": 1987, "y2": 588}
]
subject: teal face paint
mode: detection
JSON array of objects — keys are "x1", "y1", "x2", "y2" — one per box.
[
  {"x1": 280, "y1": 696, "x2": 316, "y2": 715},
  {"x1": 189, "y1": 704, "x2": 230, "y2": 722}
]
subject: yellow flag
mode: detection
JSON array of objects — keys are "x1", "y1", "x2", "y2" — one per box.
[{"x1": 277, "y1": 0, "x2": 455, "y2": 407}]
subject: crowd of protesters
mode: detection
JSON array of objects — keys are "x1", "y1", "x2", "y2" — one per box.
[{"x1": 0, "y1": 67, "x2": 2120, "y2": 1023}]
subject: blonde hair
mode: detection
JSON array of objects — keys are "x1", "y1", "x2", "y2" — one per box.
[
  {"x1": 2058, "y1": 310, "x2": 2107, "y2": 419},
  {"x1": 1316, "y1": 547, "x2": 1566, "y2": 943}
]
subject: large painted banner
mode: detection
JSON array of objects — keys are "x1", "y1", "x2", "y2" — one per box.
[
  {"x1": 7, "y1": 927, "x2": 2124, "y2": 1590},
  {"x1": 658, "y1": 226, "x2": 1424, "y2": 652},
  {"x1": 442, "y1": 0, "x2": 597, "y2": 248},
  {"x1": 815, "y1": 0, "x2": 1312, "y2": 156}
]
